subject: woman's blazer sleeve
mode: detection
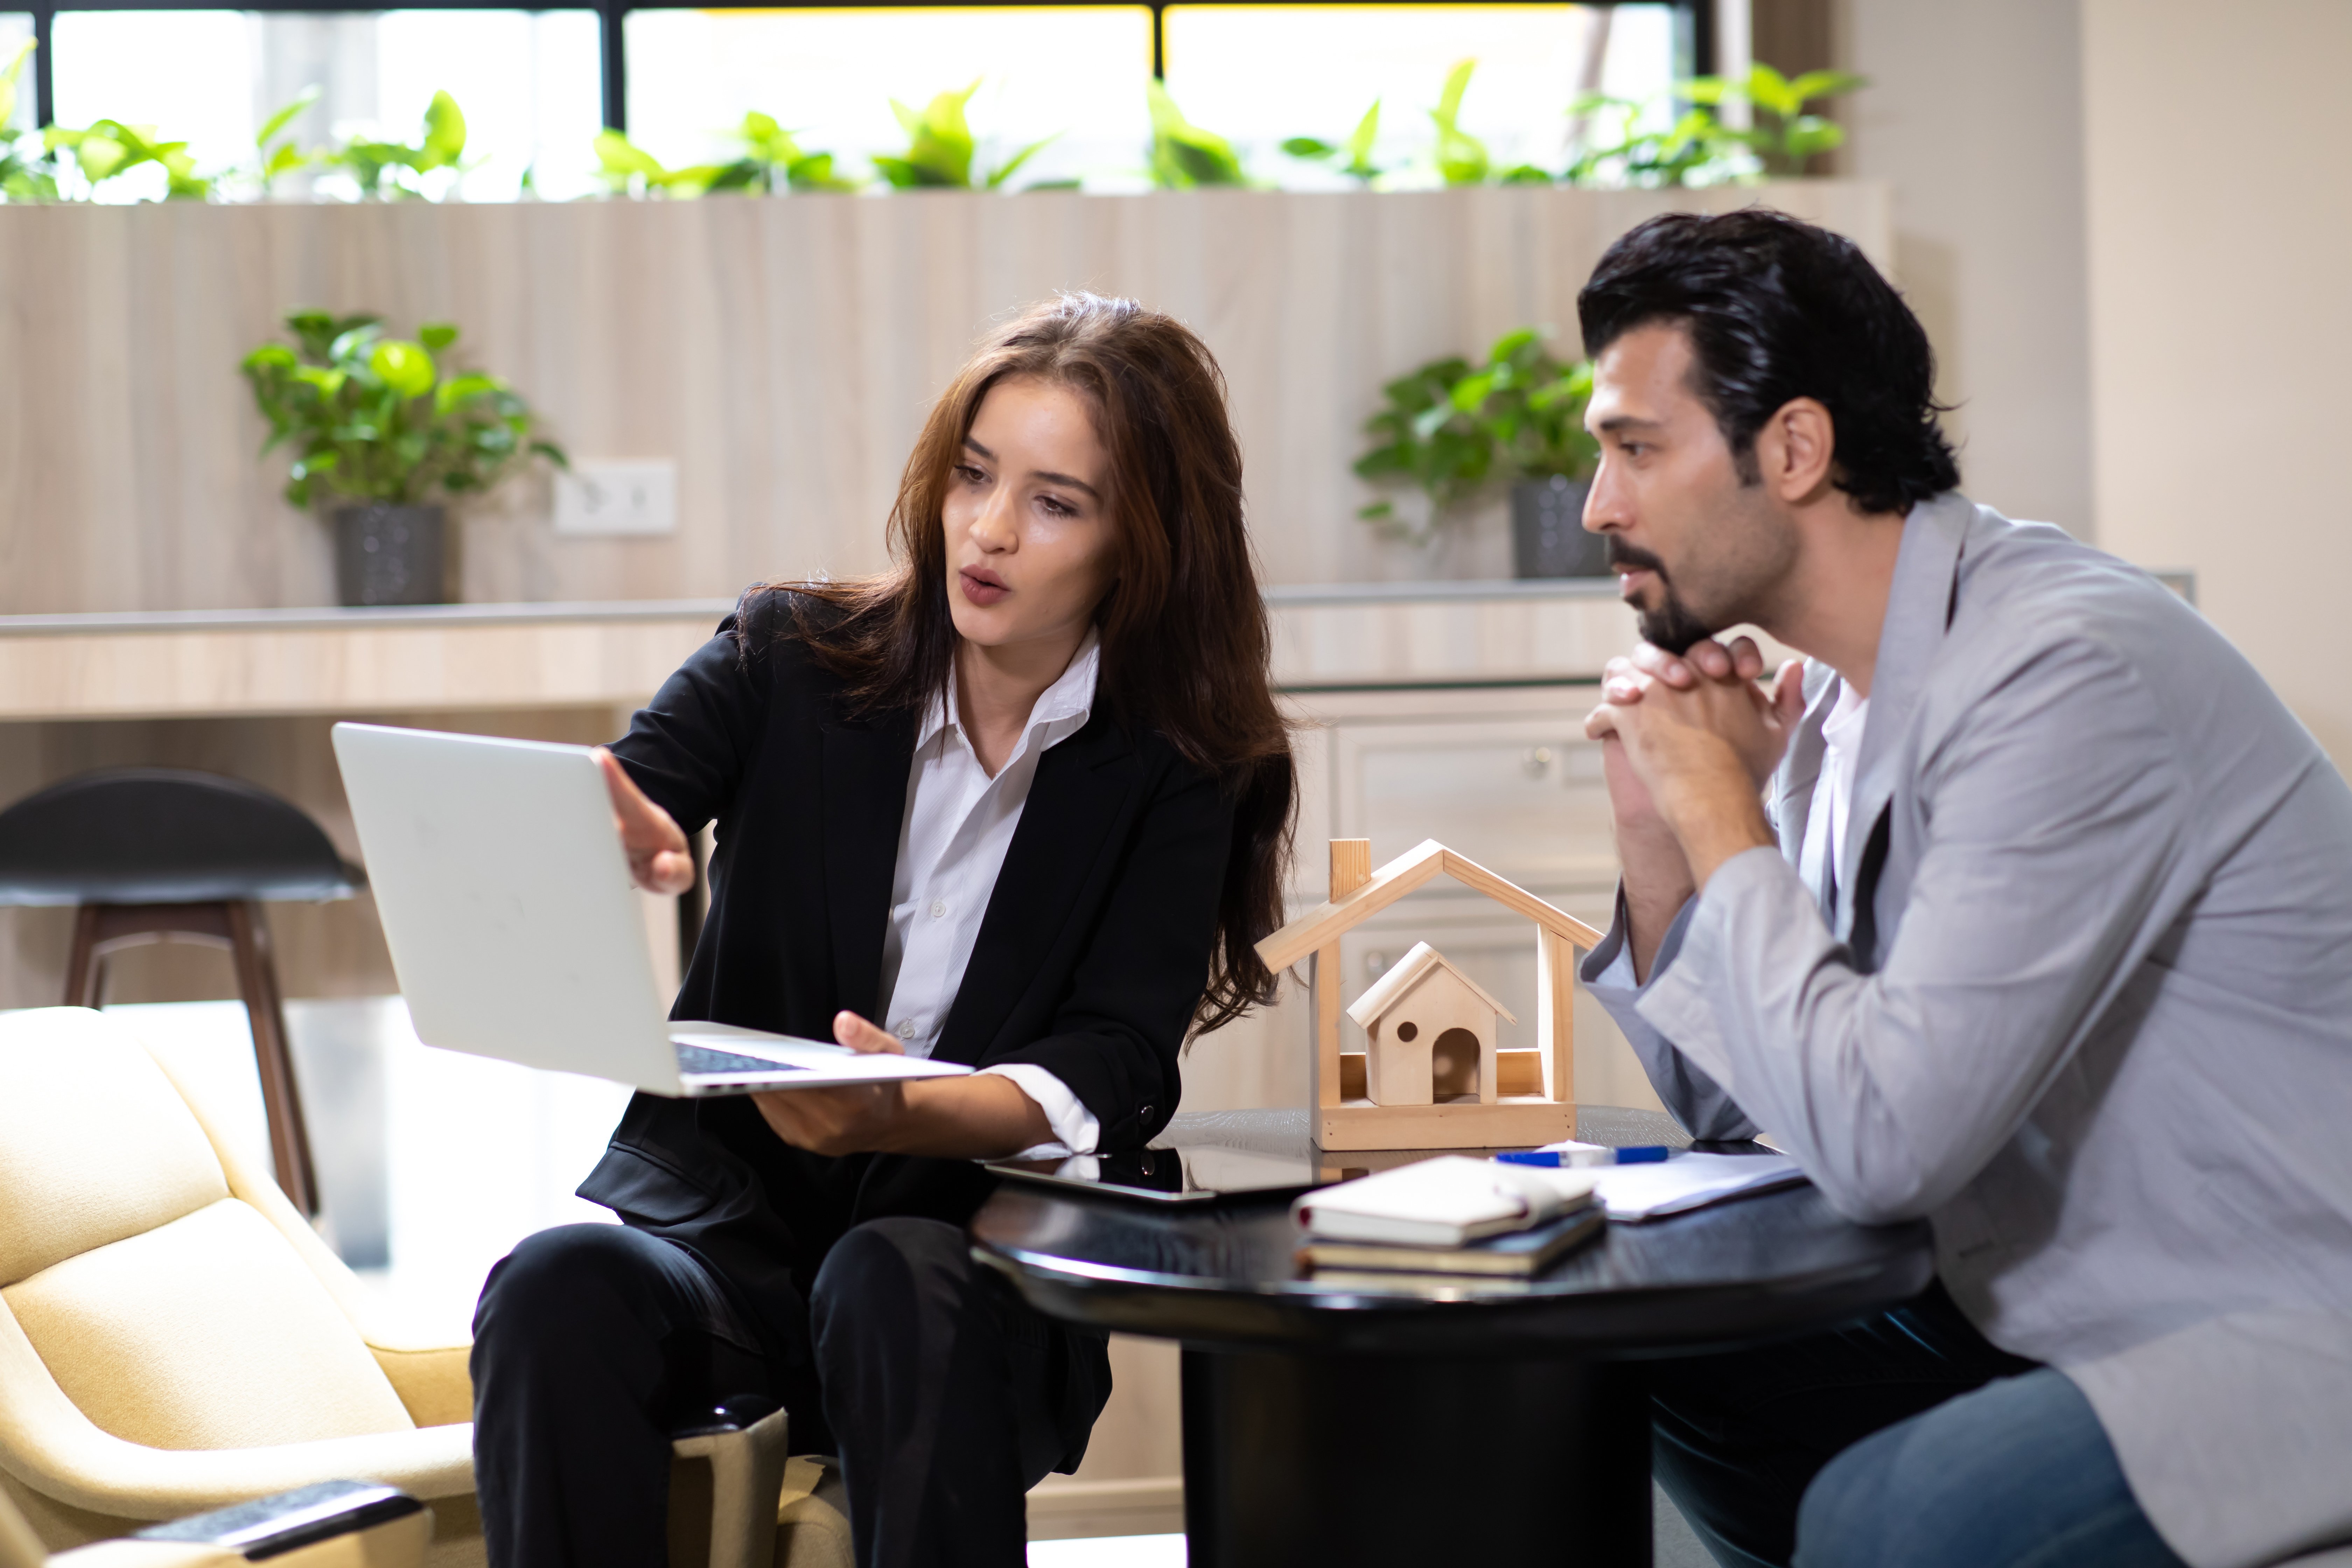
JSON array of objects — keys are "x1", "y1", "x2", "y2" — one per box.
[{"x1": 606, "y1": 609, "x2": 772, "y2": 837}]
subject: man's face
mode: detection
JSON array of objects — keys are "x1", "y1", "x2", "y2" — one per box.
[{"x1": 1582, "y1": 323, "x2": 1796, "y2": 653}]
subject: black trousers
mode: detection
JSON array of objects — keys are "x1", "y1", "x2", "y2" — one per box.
[{"x1": 470, "y1": 1217, "x2": 1106, "y2": 1568}]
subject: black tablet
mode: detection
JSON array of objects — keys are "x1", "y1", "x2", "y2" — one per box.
[{"x1": 987, "y1": 1143, "x2": 1327, "y2": 1203}]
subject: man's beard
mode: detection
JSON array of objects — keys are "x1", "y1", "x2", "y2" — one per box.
[{"x1": 1606, "y1": 538, "x2": 1716, "y2": 655}]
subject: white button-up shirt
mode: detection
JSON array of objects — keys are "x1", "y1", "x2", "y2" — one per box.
[
  {"x1": 1795, "y1": 682, "x2": 1869, "y2": 908},
  {"x1": 874, "y1": 633, "x2": 1103, "y2": 1161}
]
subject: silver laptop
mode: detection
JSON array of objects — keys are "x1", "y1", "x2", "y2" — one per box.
[{"x1": 331, "y1": 722, "x2": 971, "y2": 1098}]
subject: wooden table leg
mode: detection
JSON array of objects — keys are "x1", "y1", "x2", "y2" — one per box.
[{"x1": 1181, "y1": 1344, "x2": 1649, "y2": 1568}]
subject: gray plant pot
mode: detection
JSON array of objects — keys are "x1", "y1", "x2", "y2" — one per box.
[
  {"x1": 1510, "y1": 476, "x2": 1605, "y2": 579},
  {"x1": 331, "y1": 503, "x2": 448, "y2": 607}
]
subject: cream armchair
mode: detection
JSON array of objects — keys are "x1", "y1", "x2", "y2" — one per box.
[
  {"x1": 1, "y1": 1479, "x2": 433, "y2": 1568},
  {"x1": 0, "y1": 1009, "x2": 479, "y2": 1563},
  {"x1": 0, "y1": 1008, "x2": 850, "y2": 1568}
]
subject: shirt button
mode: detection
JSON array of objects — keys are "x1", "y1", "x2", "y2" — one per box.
[
  {"x1": 1139, "y1": 1105, "x2": 1155, "y2": 1120},
  {"x1": 930, "y1": 899, "x2": 948, "y2": 919},
  {"x1": 895, "y1": 1021, "x2": 916, "y2": 1040}
]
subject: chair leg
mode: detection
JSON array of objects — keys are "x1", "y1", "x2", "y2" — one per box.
[
  {"x1": 227, "y1": 901, "x2": 319, "y2": 1217},
  {"x1": 64, "y1": 904, "x2": 105, "y2": 1007}
]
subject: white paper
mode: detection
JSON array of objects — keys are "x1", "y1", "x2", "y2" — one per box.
[{"x1": 1588, "y1": 1152, "x2": 1807, "y2": 1220}]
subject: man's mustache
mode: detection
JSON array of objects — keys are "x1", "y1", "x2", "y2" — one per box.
[{"x1": 1606, "y1": 538, "x2": 1668, "y2": 576}]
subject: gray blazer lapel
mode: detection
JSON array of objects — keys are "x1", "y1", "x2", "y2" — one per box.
[
  {"x1": 1837, "y1": 493, "x2": 1974, "y2": 937},
  {"x1": 1774, "y1": 662, "x2": 1841, "y2": 877}
]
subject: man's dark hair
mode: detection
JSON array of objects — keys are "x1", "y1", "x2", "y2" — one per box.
[{"x1": 1578, "y1": 209, "x2": 1960, "y2": 514}]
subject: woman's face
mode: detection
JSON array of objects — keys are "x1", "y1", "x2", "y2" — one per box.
[{"x1": 943, "y1": 376, "x2": 1116, "y2": 656}]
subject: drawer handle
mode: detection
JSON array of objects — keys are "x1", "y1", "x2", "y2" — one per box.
[{"x1": 1522, "y1": 745, "x2": 1555, "y2": 779}]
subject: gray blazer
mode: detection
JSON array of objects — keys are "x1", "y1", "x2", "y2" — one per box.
[{"x1": 1584, "y1": 494, "x2": 2352, "y2": 1568}]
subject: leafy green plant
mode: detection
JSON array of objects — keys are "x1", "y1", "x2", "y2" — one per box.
[
  {"x1": 592, "y1": 131, "x2": 724, "y2": 197},
  {"x1": 594, "y1": 113, "x2": 860, "y2": 197},
  {"x1": 1564, "y1": 93, "x2": 1740, "y2": 188},
  {"x1": 42, "y1": 116, "x2": 214, "y2": 200},
  {"x1": 1465, "y1": 329, "x2": 1596, "y2": 479},
  {"x1": 1282, "y1": 100, "x2": 1386, "y2": 185},
  {"x1": 1146, "y1": 79, "x2": 1247, "y2": 189},
  {"x1": 319, "y1": 90, "x2": 467, "y2": 198},
  {"x1": 252, "y1": 86, "x2": 318, "y2": 194},
  {"x1": 1427, "y1": 60, "x2": 1490, "y2": 187},
  {"x1": 240, "y1": 311, "x2": 566, "y2": 508},
  {"x1": 1355, "y1": 352, "x2": 1493, "y2": 543},
  {"x1": 708, "y1": 111, "x2": 859, "y2": 193},
  {"x1": 872, "y1": 81, "x2": 1054, "y2": 190},
  {"x1": 1683, "y1": 62, "x2": 1865, "y2": 176},
  {"x1": 0, "y1": 41, "x2": 56, "y2": 202},
  {"x1": 1354, "y1": 327, "x2": 1594, "y2": 544}
]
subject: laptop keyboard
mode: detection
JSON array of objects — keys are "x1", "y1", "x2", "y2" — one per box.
[{"x1": 676, "y1": 1043, "x2": 808, "y2": 1077}]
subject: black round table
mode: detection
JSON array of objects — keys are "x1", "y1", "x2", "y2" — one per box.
[{"x1": 970, "y1": 1107, "x2": 1933, "y2": 1568}]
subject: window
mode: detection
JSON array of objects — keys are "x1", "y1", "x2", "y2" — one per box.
[
  {"x1": 623, "y1": 6, "x2": 1154, "y2": 191},
  {"x1": 47, "y1": 8, "x2": 602, "y2": 201},
  {"x1": 1162, "y1": 3, "x2": 1680, "y2": 187},
  {"x1": 21, "y1": 1, "x2": 1695, "y2": 198}
]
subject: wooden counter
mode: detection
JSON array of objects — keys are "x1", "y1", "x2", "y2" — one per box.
[{"x1": 0, "y1": 581, "x2": 1646, "y2": 721}]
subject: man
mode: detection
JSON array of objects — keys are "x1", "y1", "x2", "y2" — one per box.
[{"x1": 1573, "y1": 210, "x2": 2352, "y2": 1568}]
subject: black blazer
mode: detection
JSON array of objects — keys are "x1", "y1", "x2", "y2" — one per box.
[{"x1": 577, "y1": 593, "x2": 1234, "y2": 1357}]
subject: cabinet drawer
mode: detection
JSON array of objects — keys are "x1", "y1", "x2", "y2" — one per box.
[{"x1": 1331, "y1": 710, "x2": 1615, "y2": 892}]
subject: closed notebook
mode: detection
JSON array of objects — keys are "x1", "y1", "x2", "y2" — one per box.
[
  {"x1": 1292, "y1": 1155, "x2": 1598, "y2": 1248},
  {"x1": 1298, "y1": 1206, "x2": 1605, "y2": 1278}
]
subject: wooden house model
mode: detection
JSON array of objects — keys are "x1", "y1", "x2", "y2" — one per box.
[
  {"x1": 1255, "y1": 838, "x2": 1604, "y2": 1151},
  {"x1": 1346, "y1": 942, "x2": 1516, "y2": 1107}
]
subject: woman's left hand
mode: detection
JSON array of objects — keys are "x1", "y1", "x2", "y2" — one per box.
[
  {"x1": 751, "y1": 1011, "x2": 1056, "y2": 1159},
  {"x1": 750, "y1": 1011, "x2": 910, "y2": 1157}
]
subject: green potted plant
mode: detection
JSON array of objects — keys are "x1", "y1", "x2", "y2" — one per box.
[
  {"x1": 316, "y1": 89, "x2": 467, "y2": 198},
  {"x1": 240, "y1": 311, "x2": 567, "y2": 606},
  {"x1": 1354, "y1": 327, "x2": 1600, "y2": 576},
  {"x1": 1478, "y1": 330, "x2": 1601, "y2": 576},
  {"x1": 872, "y1": 81, "x2": 1056, "y2": 190},
  {"x1": 1683, "y1": 62, "x2": 1865, "y2": 176},
  {"x1": 1146, "y1": 80, "x2": 1247, "y2": 189},
  {"x1": 1353, "y1": 352, "x2": 1498, "y2": 548},
  {"x1": 593, "y1": 111, "x2": 859, "y2": 197}
]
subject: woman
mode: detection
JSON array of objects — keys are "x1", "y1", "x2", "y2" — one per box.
[{"x1": 468, "y1": 293, "x2": 1295, "y2": 1568}]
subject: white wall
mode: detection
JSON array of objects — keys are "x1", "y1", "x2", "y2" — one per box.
[
  {"x1": 1835, "y1": 0, "x2": 2095, "y2": 536},
  {"x1": 2081, "y1": 0, "x2": 2352, "y2": 768}
]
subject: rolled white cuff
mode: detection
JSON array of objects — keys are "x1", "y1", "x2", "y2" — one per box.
[
  {"x1": 979, "y1": 1063, "x2": 1102, "y2": 1161},
  {"x1": 1592, "y1": 934, "x2": 1639, "y2": 992}
]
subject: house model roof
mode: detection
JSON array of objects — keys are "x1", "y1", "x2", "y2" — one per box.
[
  {"x1": 1254, "y1": 839, "x2": 1607, "y2": 973},
  {"x1": 1346, "y1": 940, "x2": 1519, "y2": 1030}
]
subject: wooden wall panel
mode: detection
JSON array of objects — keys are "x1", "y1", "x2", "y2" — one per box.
[{"x1": 0, "y1": 183, "x2": 1887, "y2": 615}]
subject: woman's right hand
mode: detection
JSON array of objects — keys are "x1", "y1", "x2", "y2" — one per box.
[{"x1": 595, "y1": 748, "x2": 694, "y2": 895}]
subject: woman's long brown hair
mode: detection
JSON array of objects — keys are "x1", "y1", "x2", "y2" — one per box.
[{"x1": 746, "y1": 293, "x2": 1295, "y2": 1035}]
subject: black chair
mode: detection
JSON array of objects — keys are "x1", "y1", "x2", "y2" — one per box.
[{"x1": 0, "y1": 768, "x2": 366, "y2": 1217}]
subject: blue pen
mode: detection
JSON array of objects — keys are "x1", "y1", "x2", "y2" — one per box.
[{"x1": 1496, "y1": 1146, "x2": 1672, "y2": 1168}]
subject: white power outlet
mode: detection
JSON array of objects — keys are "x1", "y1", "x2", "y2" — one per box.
[{"x1": 555, "y1": 460, "x2": 677, "y2": 537}]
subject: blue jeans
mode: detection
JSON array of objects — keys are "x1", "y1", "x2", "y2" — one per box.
[{"x1": 1650, "y1": 1286, "x2": 2187, "y2": 1568}]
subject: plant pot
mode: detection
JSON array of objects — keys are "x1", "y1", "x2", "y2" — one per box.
[
  {"x1": 1510, "y1": 476, "x2": 1604, "y2": 579},
  {"x1": 331, "y1": 503, "x2": 449, "y2": 607}
]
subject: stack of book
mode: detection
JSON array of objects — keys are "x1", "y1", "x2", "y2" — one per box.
[{"x1": 1292, "y1": 1155, "x2": 1603, "y2": 1290}]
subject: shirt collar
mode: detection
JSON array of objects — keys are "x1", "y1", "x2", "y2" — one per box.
[
  {"x1": 1820, "y1": 681, "x2": 1869, "y2": 752},
  {"x1": 919, "y1": 629, "x2": 1102, "y2": 754}
]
